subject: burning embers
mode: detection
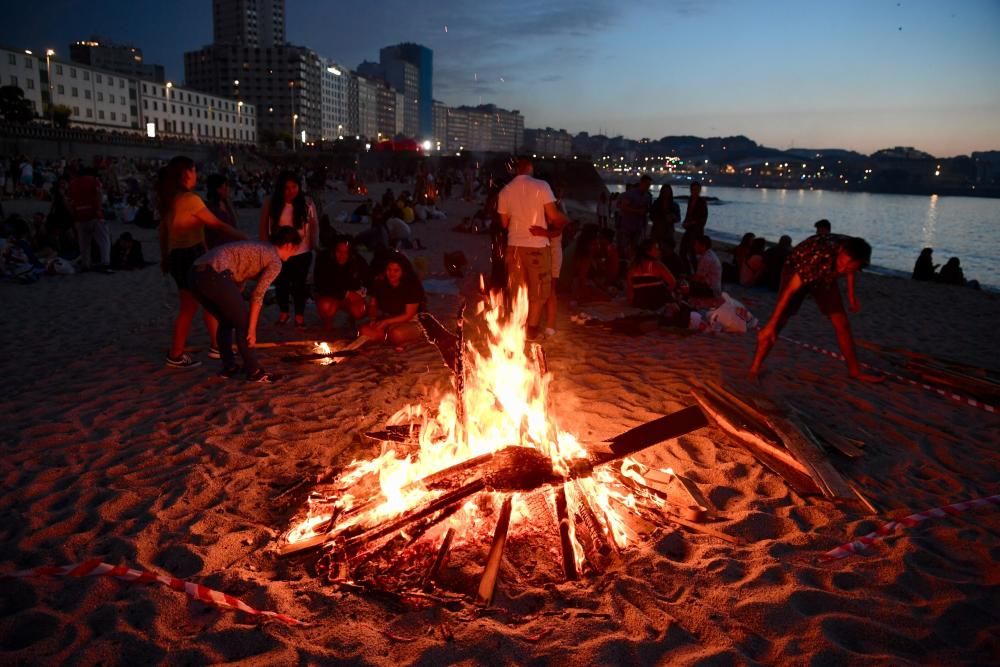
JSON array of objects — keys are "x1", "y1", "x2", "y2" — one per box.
[{"x1": 279, "y1": 290, "x2": 710, "y2": 602}]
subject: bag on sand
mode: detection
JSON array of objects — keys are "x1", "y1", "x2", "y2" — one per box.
[{"x1": 707, "y1": 292, "x2": 758, "y2": 333}]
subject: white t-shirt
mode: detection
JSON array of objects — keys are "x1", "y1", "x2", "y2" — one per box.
[
  {"x1": 277, "y1": 201, "x2": 315, "y2": 255},
  {"x1": 696, "y1": 249, "x2": 723, "y2": 296},
  {"x1": 497, "y1": 174, "x2": 555, "y2": 248}
]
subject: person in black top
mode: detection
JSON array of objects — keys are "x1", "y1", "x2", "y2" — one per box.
[
  {"x1": 314, "y1": 236, "x2": 369, "y2": 330},
  {"x1": 110, "y1": 232, "x2": 146, "y2": 270},
  {"x1": 360, "y1": 251, "x2": 426, "y2": 346},
  {"x1": 936, "y1": 257, "x2": 965, "y2": 286},
  {"x1": 912, "y1": 248, "x2": 938, "y2": 281},
  {"x1": 762, "y1": 235, "x2": 793, "y2": 290},
  {"x1": 750, "y1": 234, "x2": 882, "y2": 383}
]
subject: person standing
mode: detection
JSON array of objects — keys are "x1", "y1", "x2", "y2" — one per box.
[
  {"x1": 649, "y1": 184, "x2": 680, "y2": 252},
  {"x1": 159, "y1": 156, "x2": 246, "y2": 368},
  {"x1": 258, "y1": 171, "x2": 318, "y2": 328},
  {"x1": 189, "y1": 228, "x2": 302, "y2": 383},
  {"x1": 67, "y1": 167, "x2": 112, "y2": 271},
  {"x1": 618, "y1": 174, "x2": 652, "y2": 260},
  {"x1": 749, "y1": 234, "x2": 882, "y2": 382},
  {"x1": 497, "y1": 157, "x2": 571, "y2": 339},
  {"x1": 679, "y1": 181, "x2": 708, "y2": 273},
  {"x1": 205, "y1": 174, "x2": 239, "y2": 249}
]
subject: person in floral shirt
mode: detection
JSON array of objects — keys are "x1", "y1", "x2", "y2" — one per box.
[{"x1": 749, "y1": 234, "x2": 883, "y2": 383}]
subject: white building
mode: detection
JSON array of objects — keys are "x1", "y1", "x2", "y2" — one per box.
[
  {"x1": 49, "y1": 58, "x2": 137, "y2": 130},
  {"x1": 319, "y1": 57, "x2": 349, "y2": 142},
  {"x1": 138, "y1": 80, "x2": 256, "y2": 144},
  {"x1": 352, "y1": 73, "x2": 378, "y2": 140},
  {"x1": 1, "y1": 47, "x2": 44, "y2": 115}
]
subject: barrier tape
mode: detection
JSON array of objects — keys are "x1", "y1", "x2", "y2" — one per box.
[
  {"x1": 779, "y1": 336, "x2": 996, "y2": 414},
  {"x1": 3, "y1": 559, "x2": 309, "y2": 627},
  {"x1": 820, "y1": 493, "x2": 1000, "y2": 561}
]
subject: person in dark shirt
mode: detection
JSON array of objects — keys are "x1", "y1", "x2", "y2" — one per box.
[
  {"x1": 936, "y1": 257, "x2": 965, "y2": 286},
  {"x1": 678, "y1": 181, "x2": 708, "y2": 273},
  {"x1": 110, "y1": 232, "x2": 146, "y2": 270},
  {"x1": 314, "y1": 236, "x2": 369, "y2": 330},
  {"x1": 911, "y1": 248, "x2": 938, "y2": 281},
  {"x1": 762, "y1": 235, "x2": 793, "y2": 290},
  {"x1": 360, "y1": 252, "x2": 426, "y2": 346},
  {"x1": 749, "y1": 233, "x2": 882, "y2": 383}
]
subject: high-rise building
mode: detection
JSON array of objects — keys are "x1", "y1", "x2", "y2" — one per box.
[
  {"x1": 212, "y1": 0, "x2": 286, "y2": 47},
  {"x1": 442, "y1": 104, "x2": 523, "y2": 153},
  {"x1": 319, "y1": 58, "x2": 349, "y2": 142},
  {"x1": 69, "y1": 38, "x2": 165, "y2": 83},
  {"x1": 377, "y1": 43, "x2": 432, "y2": 139},
  {"x1": 523, "y1": 128, "x2": 573, "y2": 157},
  {"x1": 350, "y1": 73, "x2": 378, "y2": 140}
]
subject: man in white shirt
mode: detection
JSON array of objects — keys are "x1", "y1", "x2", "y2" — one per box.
[
  {"x1": 497, "y1": 157, "x2": 570, "y2": 337},
  {"x1": 690, "y1": 235, "x2": 722, "y2": 298}
]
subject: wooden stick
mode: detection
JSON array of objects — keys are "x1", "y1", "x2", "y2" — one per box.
[
  {"x1": 422, "y1": 527, "x2": 455, "y2": 591},
  {"x1": 773, "y1": 413, "x2": 855, "y2": 499},
  {"x1": 847, "y1": 480, "x2": 880, "y2": 515},
  {"x1": 573, "y1": 480, "x2": 621, "y2": 558},
  {"x1": 477, "y1": 496, "x2": 514, "y2": 606},
  {"x1": 554, "y1": 484, "x2": 579, "y2": 581}
]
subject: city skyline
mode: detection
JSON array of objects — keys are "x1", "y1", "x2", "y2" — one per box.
[{"x1": 2, "y1": 0, "x2": 999, "y2": 156}]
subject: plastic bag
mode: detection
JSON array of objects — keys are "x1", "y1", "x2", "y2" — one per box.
[{"x1": 706, "y1": 292, "x2": 758, "y2": 333}]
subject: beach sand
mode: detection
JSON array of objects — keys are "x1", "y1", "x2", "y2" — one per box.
[{"x1": 1, "y1": 184, "x2": 998, "y2": 665}]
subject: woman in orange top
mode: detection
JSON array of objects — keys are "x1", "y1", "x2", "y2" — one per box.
[{"x1": 158, "y1": 156, "x2": 247, "y2": 368}]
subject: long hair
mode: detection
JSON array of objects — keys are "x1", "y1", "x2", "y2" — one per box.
[
  {"x1": 269, "y1": 170, "x2": 307, "y2": 232},
  {"x1": 206, "y1": 173, "x2": 228, "y2": 206},
  {"x1": 157, "y1": 156, "x2": 195, "y2": 221}
]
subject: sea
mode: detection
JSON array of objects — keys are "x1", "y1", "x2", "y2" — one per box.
[{"x1": 608, "y1": 184, "x2": 1000, "y2": 290}]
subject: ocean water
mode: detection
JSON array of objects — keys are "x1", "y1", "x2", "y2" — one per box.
[{"x1": 609, "y1": 184, "x2": 999, "y2": 289}]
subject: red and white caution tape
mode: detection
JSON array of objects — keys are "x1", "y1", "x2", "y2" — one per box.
[
  {"x1": 820, "y1": 493, "x2": 1000, "y2": 561},
  {"x1": 2, "y1": 559, "x2": 309, "y2": 627},
  {"x1": 779, "y1": 336, "x2": 996, "y2": 414}
]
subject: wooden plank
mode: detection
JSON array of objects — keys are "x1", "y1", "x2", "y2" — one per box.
[
  {"x1": 690, "y1": 388, "x2": 822, "y2": 496},
  {"x1": 422, "y1": 527, "x2": 455, "y2": 591},
  {"x1": 703, "y1": 381, "x2": 782, "y2": 443},
  {"x1": 554, "y1": 485, "x2": 579, "y2": 581},
  {"x1": 477, "y1": 496, "x2": 514, "y2": 606},
  {"x1": 768, "y1": 413, "x2": 855, "y2": 499}
]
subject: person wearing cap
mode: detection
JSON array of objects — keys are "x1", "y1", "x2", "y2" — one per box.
[{"x1": 749, "y1": 233, "x2": 882, "y2": 383}]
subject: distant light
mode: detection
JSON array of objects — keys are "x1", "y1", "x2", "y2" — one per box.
[
  {"x1": 327, "y1": 66, "x2": 342, "y2": 76},
  {"x1": 166, "y1": 81, "x2": 173, "y2": 88},
  {"x1": 146, "y1": 122, "x2": 156, "y2": 138},
  {"x1": 46, "y1": 49, "x2": 55, "y2": 56},
  {"x1": 233, "y1": 79, "x2": 239, "y2": 85},
  {"x1": 301, "y1": 130, "x2": 307, "y2": 142},
  {"x1": 365, "y1": 143, "x2": 371, "y2": 151},
  {"x1": 422, "y1": 140, "x2": 432, "y2": 150},
  {"x1": 25, "y1": 49, "x2": 32, "y2": 55}
]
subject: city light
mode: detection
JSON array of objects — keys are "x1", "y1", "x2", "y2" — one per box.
[
  {"x1": 25, "y1": 50, "x2": 32, "y2": 55},
  {"x1": 327, "y1": 66, "x2": 342, "y2": 76},
  {"x1": 46, "y1": 49, "x2": 55, "y2": 56}
]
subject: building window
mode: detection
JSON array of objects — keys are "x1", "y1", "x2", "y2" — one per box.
[
  {"x1": 171, "y1": 104, "x2": 175, "y2": 113},
  {"x1": 84, "y1": 89, "x2": 91, "y2": 99},
  {"x1": 71, "y1": 87, "x2": 78, "y2": 97},
  {"x1": 110, "y1": 111, "x2": 116, "y2": 121},
  {"x1": 26, "y1": 79, "x2": 34, "y2": 90},
  {"x1": 119, "y1": 79, "x2": 124, "y2": 88},
  {"x1": 86, "y1": 109, "x2": 93, "y2": 118},
  {"x1": 9, "y1": 75, "x2": 17, "y2": 87},
  {"x1": 97, "y1": 92, "x2": 103, "y2": 102},
  {"x1": 98, "y1": 110, "x2": 104, "y2": 119},
  {"x1": 96, "y1": 74, "x2": 102, "y2": 84},
  {"x1": 107, "y1": 76, "x2": 114, "y2": 86},
  {"x1": 142, "y1": 83, "x2": 147, "y2": 93},
  {"x1": 83, "y1": 70, "x2": 89, "y2": 80},
  {"x1": 55, "y1": 64, "x2": 62, "y2": 75},
  {"x1": 7, "y1": 54, "x2": 14, "y2": 65},
  {"x1": 120, "y1": 96, "x2": 125, "y2": 105},
  {"x1": 57, "y1": 84, "x2": 64, "y2": 94},
  {"x1": 153, "y1": 101, "x2": 158, "y2": 111},
  {"x1": 25, "y1": 57, "x2": 32, "y2": 68},
  {"x1": 73, "y1": 106, "x2": 79, "y2": 115},
  {"x1": 70, "y1": 67, "x2": 77, "y2": 78},
  {"x1": 143, "y1": 100, "x2": 147, "y2": 109}
]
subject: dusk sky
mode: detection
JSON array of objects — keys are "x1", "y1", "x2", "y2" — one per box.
[{"x1": 3, "y1": 0, "x2": 998, "y2": 156}]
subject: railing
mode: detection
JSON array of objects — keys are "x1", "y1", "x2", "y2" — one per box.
[{"x1": 0, "y1": 121, "x2": 257, "y2": 151}]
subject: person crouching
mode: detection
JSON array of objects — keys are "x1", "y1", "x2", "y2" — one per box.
[{"x1": 188, "y1": 227, "x2": 302, "y2": 382}]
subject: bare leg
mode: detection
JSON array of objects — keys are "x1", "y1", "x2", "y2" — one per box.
[
  {"x1": 386, "y1": 321, "x2": 424, "y2": 347},
  {"x1": 830, "y1": 312, "x2": 884, "y2": 382},
  {"x1": 748, "y1": 327, "x2": 777, "y2": 381},
  {"x1": 170, "y1": 290, "x2": 200, "y2": 358},
  {"x1": 544, "y1": 278, "x2": 558, "y2": 332},
  {"x1": 203, "y1": 309, "x2": 218, "y2": 349},
  {"x1": 316, "y1": 297, "x2": 339, "y2": 330}
]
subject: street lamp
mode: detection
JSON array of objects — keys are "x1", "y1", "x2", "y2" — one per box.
[
  {"x1": 292, "y1": 113, "x2": 299, "y2": 151},
  {"x1": 237, "y1": 100, "x2": 243, "y2": 143},
  {"x1": 45, "y1": 49, "x2": 55, "y2": 125},
  {"x1": 165, "y1": 82, "x2": 173, "y2": 135}
]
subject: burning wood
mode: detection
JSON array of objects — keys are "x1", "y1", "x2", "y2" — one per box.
[{"x1": 278, "y1": 290, "x2": 711, "y2": 602}]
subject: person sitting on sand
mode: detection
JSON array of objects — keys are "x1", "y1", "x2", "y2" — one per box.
[
  {"x1": 936, "y1": 257, "x2": 966, "y2": 286},
  {"x1": 360, "y1": 252, "x2": 426, "y2": 346},
  {"x1": 110, "y1": 232, "x2": 146, "y2": 270},
  {"x1": 686, "y1": 235, "x2": 722, "y2": 298},
  {"x1": 739, "y1": 237, "x2": 767, "y2": 287},
  {"x1": 912, "y1": 248, "x2": 938, "y2": 281},
  {"x1": 725, "y1": 232, "x2": 755, "y2": 284},
  {"x1": 627, "y1": 239, "x2": 678, "y2": 310},
  {"x1": 762, "y1": 235, "x2": 793, "y2": 291},
  {"x1": 749, "y1": 233, "x2": 882, "y2": 382},
  {"x1": 314, "y1": 236, "x2": 369, "y2": 331},
  {"x1": 188, "y1": 227, "x2": 302, "y2": 383}
]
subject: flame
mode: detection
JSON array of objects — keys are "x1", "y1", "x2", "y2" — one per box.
[{"x1": 286, "y1": 289, "x2": 657, "y2": 575}]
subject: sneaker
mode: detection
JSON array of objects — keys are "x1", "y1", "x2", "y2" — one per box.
[
  {"x1": 166, "y1": 353, "x2": 202, "y2": 368},
  {"x1": 220, "y1": 364, "x2": 242, "y2": 379},
  {"x1": 208, "y1": 346, "x2": 221, "y2": 359},
  {"x1": 246, "y1": 368, "x2": 277, "y2": 383}
]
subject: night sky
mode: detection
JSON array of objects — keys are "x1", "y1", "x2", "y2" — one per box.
[{"x1": 3, "y1": 0, "x2": 998, "y2": 156}]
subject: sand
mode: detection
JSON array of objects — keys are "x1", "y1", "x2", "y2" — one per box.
[{"x1": 1, "y1": 183, "x2": 998, "y2": 665}]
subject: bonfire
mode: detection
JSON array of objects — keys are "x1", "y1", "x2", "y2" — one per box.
[{"x1": 279, "y1": 289, "x2": 711, "y2": 603}]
